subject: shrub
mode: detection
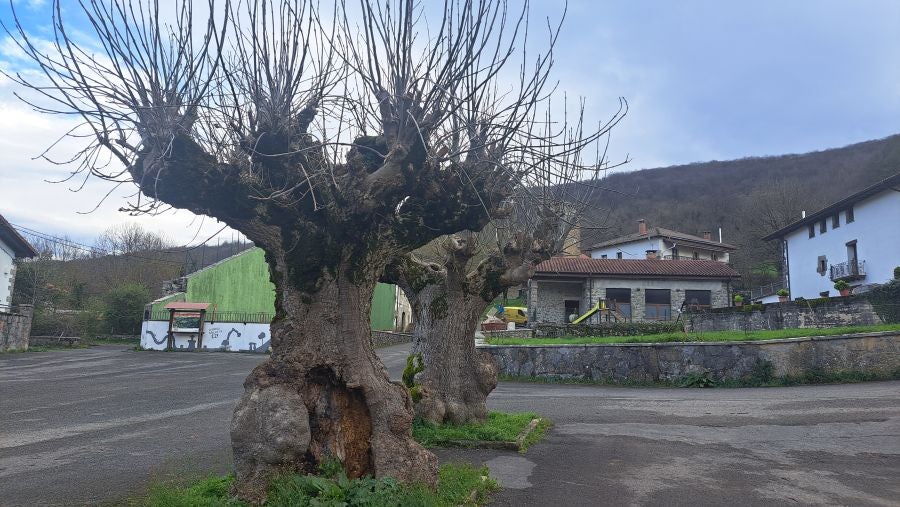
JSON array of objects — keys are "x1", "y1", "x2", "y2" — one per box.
[
  {"x1": 834, "y1": 279, "x2": 849, "y2": 291},
  {"x1": 776, "y1": 289, "x2": 789, "y2": 297},
  {"x1": 534, "y1": 321, "x2": 681, "y2": 338},
  {"x1": 865, "y1": 281, "x2": 900, "y2": 324},
  {"x1": 103, "y1": 284, "x2": 149, "y2": 335},
  {"x1": 733, "y1": 294, "x2": 744, "y2": 303}
]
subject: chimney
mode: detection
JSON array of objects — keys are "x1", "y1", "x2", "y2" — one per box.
[
  {"x1": 638, "y1": 219, "x2": 647, "y2": 235},
  {"x1": 702, "y1": 231, "x2": 711, "y2": 241},
  {"x1": 562, "y1": 226, "x2": 581, "y2": 256},
  {"x1": 646, "y1": 249, "x2": 658, "y2": 260}
]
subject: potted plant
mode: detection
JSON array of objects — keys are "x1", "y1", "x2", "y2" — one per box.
[
  {"x1": 733, "y1": 294, "x2": 744, "y2": 307},
  {"x1": 777, "y1": 288, "x2": 789, "y2": 303},
  {"x1": 834, "y1": 279, "x2": 851, "y2": 297}
]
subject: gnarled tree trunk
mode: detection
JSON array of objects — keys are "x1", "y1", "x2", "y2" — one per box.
[
  {"x1": 406, "y1": 276, "x2": 499, "y2": 424},
  {"x1": 388, "y1": 232, "x2": 552, "y2": 425},
  {"x1": 230, "y1": 247, "x2": 437, "y2": 503}
]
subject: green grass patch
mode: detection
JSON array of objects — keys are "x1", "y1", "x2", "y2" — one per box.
[
  {"x1": 142, "y1": 463, "x2": 497, "y2": 507},
  {"x1": 486, "y1": 324, "x2": 900, "y2": 346},
  {"x1": 412, "y1": 411, "x2": 550, "y2": 452}
]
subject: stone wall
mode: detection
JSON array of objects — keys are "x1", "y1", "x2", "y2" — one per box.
[
  {"x1": 684, "y1": 297, "x2": 883, "y2": 333},
  {"x1": 372, "y1": 330, "x2": 412, "y2": 348},
  {"x1": 480, "y1": 331, "x2": 900, "y2": 382},
  {"x1": 0, "y1": 305, "x2": 33, "y2": 352},
  {"x1": 532, "y1": 277, "x2": 731, "y2": 325}
]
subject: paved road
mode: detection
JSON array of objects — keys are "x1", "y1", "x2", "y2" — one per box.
[{"x1": 1, "y1": 344, "x2": 898, "y2": 506}]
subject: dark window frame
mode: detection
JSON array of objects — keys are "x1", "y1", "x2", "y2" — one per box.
[
  {"x1": 819, "y1": 220, "x2": 827, "y2": 234},
  {"x1": 616, "y1": 252, "x2": 623, "y2": 259},
  {"x1": 684, "y1": 290, "x2": 712, "y2": 309},
  {"x1": 832, "y1": 214, "x2": 840, "y2": 229},
  {"x1": 846, "y1": 207, "x2": 854, "y2": 223},
  {"x1": 808, "y1": 224, "x2": 815, "y2": 238}
]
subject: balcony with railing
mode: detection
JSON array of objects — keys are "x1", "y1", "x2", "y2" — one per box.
[{"x1": 830, "y1": 260, "x2": 866, "y2": 282}]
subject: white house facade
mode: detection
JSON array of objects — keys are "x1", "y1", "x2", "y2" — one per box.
[
  {"x1": 586, "y1": 220, "x2": 736, "y2": 263},
  {"x1": 764, "y1": 173, "x2": 900, "y2": 299},
  {"x1": 0, "y1": 214, "x2": 37, "y2": 307}
]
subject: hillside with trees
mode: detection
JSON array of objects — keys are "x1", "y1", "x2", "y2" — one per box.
[{"x1": 581, "y1": 133, "x2": 900, "y2": 288}]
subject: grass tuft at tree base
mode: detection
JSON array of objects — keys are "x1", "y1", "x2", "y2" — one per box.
[
  {"x1": 412, "y1": 411, "x2": 550, "y2": 452},
  {"x1": 142, "y1": 463, "x2": 498, "y2": 507}
]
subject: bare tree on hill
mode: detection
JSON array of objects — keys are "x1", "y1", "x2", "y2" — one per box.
[{"x1": 7, "y1": 0, "x2": 618, "y2": 500}]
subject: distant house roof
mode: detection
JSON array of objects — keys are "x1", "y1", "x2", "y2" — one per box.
[
  {"x1": 586, "y1": 226, "x2": 737, "y2": 252},
  {"x1": 762, "y1": 172, "x2": 900, "y2": 241},
  {"x1": 0, "y1": 213, "x2": 37, "y2": 258},
  {"x1": 534, "y1": 257, "x2": 740, "y2": 279}
]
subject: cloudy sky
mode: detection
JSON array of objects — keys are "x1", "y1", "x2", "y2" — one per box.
[{"x1": 1, "y1": 0, "x2": 898, "y2": 246}]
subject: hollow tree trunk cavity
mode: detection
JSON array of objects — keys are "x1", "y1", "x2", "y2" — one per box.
[{"x1": 230, "y1": 256, "x2": 436, "y2": 503}]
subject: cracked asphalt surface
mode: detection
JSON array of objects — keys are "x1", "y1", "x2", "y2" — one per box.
[{"x1": 1, "y1": 344, "x2": 898, "y2": 506}]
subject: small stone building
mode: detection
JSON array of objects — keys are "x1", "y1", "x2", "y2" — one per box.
[{"x1": 529, "y1": 256, "x2": 740, "y2": 324}]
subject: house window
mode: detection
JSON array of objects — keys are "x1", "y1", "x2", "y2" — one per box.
[
  {"x1": 644, "y1": 289, "x2": 671, "y2": 320},
  {"x1": 817, "y1": 255, "x2": 827, "y2": 276},
  {"x1": 808, "y1": 224, "x2": 815, "y2": 238},
  {"x1": 711, "y1": 253, "x2": 719, "y2": 261},
  {"x1": 819, "y1": 220, "x2": 827, "y2": 234},
  {"x1": 564, "y1": 300, "x2": 580, "y2": 323},
  {"x1": 693, "y1": 252, "x2": 699, "y2": 260},
  {"x1": 846, "y1": 207, "x2": 854, "y2": 223},
  {"x1": 671, "y1": 247, "x2": 679, "y2": 259},
  {"x1": 606, "y1": 288, "x2": 632, "y2": 319},
  {"x1": 601, "y1": 254, "x2": 607, "y2": 259},
  {"x1": 832, "y1": 214, "x2": 840, "y2": 229},
  {"x1": 616, "y1": 252, "x2": 623, "y2": 259},
  {"x1": 684, "y1": 290, "x2": 711, "y2": 310}
]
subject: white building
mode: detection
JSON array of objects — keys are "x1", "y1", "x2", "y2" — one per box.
[
  {"x1": 763, "y1": 172, "x2": 900, "y2": 299},
  {"x1": 0, "y1": 214, "x2": 37, "y2": 307},
  {"x1": 586, "y1": 220, "x2": 736, "y2": 263}
]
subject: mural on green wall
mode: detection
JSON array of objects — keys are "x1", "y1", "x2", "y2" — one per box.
[{"x1": 149, "y1": 248, "x2": 399, "y2": 330}]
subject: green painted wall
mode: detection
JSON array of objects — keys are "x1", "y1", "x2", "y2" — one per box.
[
  {"x1": 370, "y1": 282, "x2": 397, "y2": 331},
  {"x1": 186, "y1": 248, "x2": 275, "y2": 315},
  {"x1": 149, "y1": 247, "x2": 398, "y2": 329}
]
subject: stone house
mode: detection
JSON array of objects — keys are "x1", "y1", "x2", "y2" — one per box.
[
  {"x1": 528, "y1": 256, "x2": 740, "y2": 324},
  {"x1": 763, "y1": 172, "x2": 900, "y2": 299}
]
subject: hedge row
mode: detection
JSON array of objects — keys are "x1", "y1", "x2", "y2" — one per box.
[{"x1": 534, "y1": 321, "x2": 681, "y2": 338}]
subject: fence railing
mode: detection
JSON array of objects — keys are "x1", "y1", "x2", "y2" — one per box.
[{"x1": 830, "y1": 260, "x2": 866, "y2": 281}]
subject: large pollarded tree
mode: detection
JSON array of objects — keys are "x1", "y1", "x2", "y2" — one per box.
[{"x1": 7, "y1": 0, "x2": 611, "y2": 501}]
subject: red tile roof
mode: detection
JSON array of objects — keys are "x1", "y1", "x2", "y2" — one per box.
[{"x1": 535, "y1": 256, "x2": 740, "y2": 279}]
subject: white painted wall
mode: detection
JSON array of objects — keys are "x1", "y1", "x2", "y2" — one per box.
[
  {"x1": 588, "y1": 238, "x2": 730, "y2": 262},
  {"x1": 0, "y1": 238, "x2": 16, "y2": 306},
  {"x1": 785, "y1": 190, "x2": 900, "y2": 299},
  {"x1": 588, "y1": 238, "x2": 663, "y2": 259},
  {"x1": 140, "y1": 320, "x2": 272, "y2": 352}
]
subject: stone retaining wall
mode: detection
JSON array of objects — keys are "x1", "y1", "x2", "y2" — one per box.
[
  {"x1": 479, "y1": 331, "x2": 899, "y2": 382},
  {"x1": 0, "y1": 305, "x2": 33, "y2": 352},
  {"x1": 372, "y1": 330, "x2": 412, "y2": 348},
  {"x1": 684, "y1": 297, "x2": 883, "y2": 332}
]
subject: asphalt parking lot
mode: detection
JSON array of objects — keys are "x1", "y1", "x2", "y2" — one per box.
[{"x1": 1, "y1": 344, "x2": 898, "y2": 506}]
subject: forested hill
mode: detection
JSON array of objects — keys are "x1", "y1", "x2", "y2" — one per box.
[{"x1": 580, "y1": 134, "x2": 900, "y2": 287}]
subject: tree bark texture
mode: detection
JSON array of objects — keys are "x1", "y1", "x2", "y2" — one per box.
[
  {"x1": 388, "y1": 232, "x2": 554, "y2": 425},
  {"x1": 230, "y1": 251, "x2": 436, "y2": 503}
]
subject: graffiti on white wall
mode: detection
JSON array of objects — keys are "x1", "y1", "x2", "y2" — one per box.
[{"x1": 140, "y1": 320, "x2": 272, "y2": 353}]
